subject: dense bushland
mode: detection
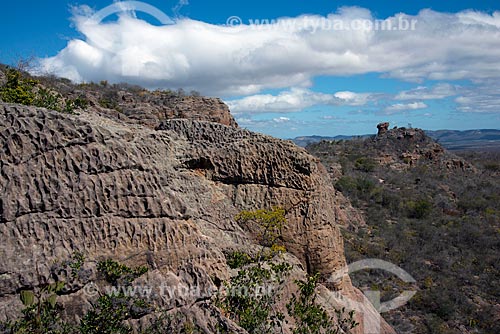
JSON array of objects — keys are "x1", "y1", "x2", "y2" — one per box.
[{"x1": 307, "y1": 138, "x2": 500, "y2": 334}]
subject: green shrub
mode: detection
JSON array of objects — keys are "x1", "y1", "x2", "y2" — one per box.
[
  {"x1": 139, "y1": 312, "x2": 202, "y2": 334},
  {"x1": 287, "y1": 273, "x2": 358, "y2": 334},
  {"x1": 34, "y1": 87, "x2": 63, "y2": 111},
  {"x1": 407, "y1": 199, "x2": 432, "y2": 219},
  {"x1": 483, "y1": 162, "x2": 499, "y2": 172},
  {"x1": 3, "y1": 282, "x2": 71, "y2": 334},
  {"x1": 0, "y1": 68, "x2": 86, "y2": 114},
  {"x1": 97, "y1": 259, "x2": 148, "y2": 285},
  {"x1": 218, "y1": 208, "x2": 293, "y2": 333},
  {"x1": 69, "y1": 251, "x2": 85, "y2": 278},
  {"x1": 355, "y1": 177, "x2": 376, "y2": 194},
  {"x1": 335, "y1": 176, "x2": 357, "y2": 193},
  {"x1": 98, "y1": 91, "x2": 120, "y2": 111},
  {"x1": 354, "y1": 157, "x2": 377, "y2": 172},
  {"x1": 79, "y1": 293, "x2": 132, "y2": 334},
  {"x1": 226, "y1": 251, "x2": 254, "y2": 269},
  {"x1": 217, "y1": 262, "x2": 292, "y2": 334},
  {"x1": 236, "y1": 207, "x2": 286, "y2": 249},
  {"x1": 65, "y1": 96, "x2": 88, "y2": 113},
  {"x1": 0, "y1": 68, "x2": 37, "y2": 105},
  {"x1": 380, "y1": 190, "x2": 402, "y2": 215},
  {"x1": 457, "y1": 197, "x2": 489, "y2": 213}
]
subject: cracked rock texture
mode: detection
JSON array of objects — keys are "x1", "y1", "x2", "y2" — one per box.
[{"x1": 0, "y1": 103, "x2": 394, "y2": 334}]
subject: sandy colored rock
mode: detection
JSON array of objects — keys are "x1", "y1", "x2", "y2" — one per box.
[{"x1": 0, "y1": 103, "x2": 394, "y2": 333}]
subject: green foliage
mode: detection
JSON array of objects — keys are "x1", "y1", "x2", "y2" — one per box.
[
  {"x1": 226, "y1": 250, "x2": 254, "y2": 269},
  {"x1": 355, "y1": 177, "x2": 377, "y2": 194},
  {"x1": 0, "y1": 68, "x2": 87, "y2": 114},
  {"x1": 217, "y1": 262, "x2": 292, "y2": 334},
  {"x1": 0, "y1": 68, "x2": 37, "y2": 105},
  {"x1": 3, "y1": 255, "x2": 152, "y2": 334},
  {"x1": 98, "y1": 98, "x2": 119, "y2": 110},
  {"x1": 217, "y1": 208, "x2": 293, "y2": 333},
  {"x1": 98, "y1": 91, "x2": 120, "y2": 111},
  {"x1": 335, "y1": 176, "x2": 379, "y2": 203},
  {"x1": 308, "y1": 138, "x2": 500, "y2": 332},
  {"x1": 4, "y1": 282, "x2": 71, "y2": 334},
  {"x1": 483, "y1": 162, "x2": 499, "y2": 172},
  {"x1": 1, "y1": 255, "x2": 153, "y2": 334},
  {"x1": 236, "y1": 207, "x2": 286, "y2": 248},
  {"x1": 34, "y1": 87, "x2": 63, "y2": 111},
  {"x1": 65, "y1": 96, "x2": 88, "y2": 113},
  {"x1": 221, "y1": 209, "x2": 356, "y2": 334},
  {"x1": 457, "y1": 196, "x2": 489, "y2": 213},
  {"x1": 68, "y1": 252, "x2": 85, "y2": 278},
  {"x1": 139, "y1": 312, "x2": 202, "y2": 334},
  {"x1": 287, "y1": 273, "x2": 358, "y2": 334},
  {"x1": 406, "y1": 199, "x2": 432, "y2": 219},
  {"x1": 79, "y1": 292, "x2": 151, "y2": 334},
  {"x1": 335, "y1": 176, "x2": 357, "y2": 193},
  {"x1": 97, "y1": 259, "x2": 148, "y2": 285},
  {"x1": 79, "y1": 293, "x2": 132, "y2": 334},
  {"x1": 354, "y1": 157, "x2": 377, "y2": 172}
]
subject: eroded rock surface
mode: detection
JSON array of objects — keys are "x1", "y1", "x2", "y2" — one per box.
[{"x1": 0, "y1": 103, "x2": 394, "y2": 333}]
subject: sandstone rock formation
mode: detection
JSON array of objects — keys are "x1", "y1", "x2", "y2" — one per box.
[
  {"x1": 0, "y1": 103, "x2": 394, "y2": 333},
  {"x1": 0, "y1": 65, "x2": 238, "y2": 129},
  {"x1": 111, "y1": 93, "x2": 238, "y2": 128},
  {"x1": 377, "y1": 122, "x2": 389, "y2": 136},
  {"x1": 373, "y1": 126, "x2": 476, "y2": 172}
]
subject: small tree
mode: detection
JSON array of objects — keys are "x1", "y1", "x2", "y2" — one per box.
[
  {"x1": 236, "y1": 207, "x2": 286, "y2": 252},
  {"x1": 287, "y1": 273, "x2": 358, "y2": 334},
  {"x1": 217, "y1": 208, "x2": 292, "y2": 333}
]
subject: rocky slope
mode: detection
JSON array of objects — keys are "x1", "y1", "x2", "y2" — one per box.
[
  {"x1": 0, "y1": 64, "x2": 238, "y2": 129},
  {"x1": 306, "y1": 125, "x2": 500, "y2": 334},
  {"x1": 0, "y1": 102, "x2": 393, "y2": 333},
  {"x1": 310, "y1": 123, "x2": 476, "y2": 175}
]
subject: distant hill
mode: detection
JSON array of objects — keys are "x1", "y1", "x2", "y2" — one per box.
[
  {"x1": 426, "y1": 129, "x2": 500, "y2": 151},
  {"x1": 292, "y1": 129, "x2": 500, "y2": 151},
  {"x1": 292, "y1": 134, "x2": 372, "y2": 147}
]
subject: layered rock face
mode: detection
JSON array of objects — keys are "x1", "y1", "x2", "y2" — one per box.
[
  {"x1": 109, "y1": 93, "x2": 238, "y2": 128},
  {"x1": 0, "y1": 103, "x2": 393, "y2": 333}
]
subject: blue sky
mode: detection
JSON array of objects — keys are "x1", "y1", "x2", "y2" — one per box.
[{"x1": 1, "y1": 1, "x2": 500, "y2": 137}]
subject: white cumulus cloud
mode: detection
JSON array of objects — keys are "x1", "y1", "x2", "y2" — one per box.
[
  {"x1": 36, "y1": 6, "x2": 500, "y2": 96},
  {"x1": 455, "y1": 82, "x2": 500, "y2": 113},
  {"x1": 384, "y1": 101, "x2": 428, "y2": 114},
  {"x1": 226, "y1": 88, "x2": 372, "y2": 113},
  {"x1": 273, "y1": 117, "x2": 291, "y2": 123},
  {"x1": 395, "y1": 83, "x2": 458, "y2": 100}
]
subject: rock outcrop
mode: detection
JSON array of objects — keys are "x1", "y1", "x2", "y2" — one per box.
[
  {"x1": 377, "y1": 122, "x2": 389, "y2": 136},
  {"x1": 110, "y1": 93, "x2": 238, "y2": 128},
  {"x1": 373, "y1": 126, "x2": 476, "y2": 172},
  {"x1": 0, "y1": 65, "x2": 238, "y2": 129},
  {"x1": 0, "y1": 103, "x2": 394, "y2": 333}
]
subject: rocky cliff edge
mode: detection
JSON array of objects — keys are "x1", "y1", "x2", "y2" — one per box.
[{"x1": 0, "y1": 103, "x2": 394, "y2": 333}]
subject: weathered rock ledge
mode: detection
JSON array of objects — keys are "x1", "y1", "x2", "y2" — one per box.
[{"x1": 0, "y1": 103, "x2": 394, "y2": 333}]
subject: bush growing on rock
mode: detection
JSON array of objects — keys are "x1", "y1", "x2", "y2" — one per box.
[{"x1": 0, "y1": 68, "x2": 88, "y2": 113}]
